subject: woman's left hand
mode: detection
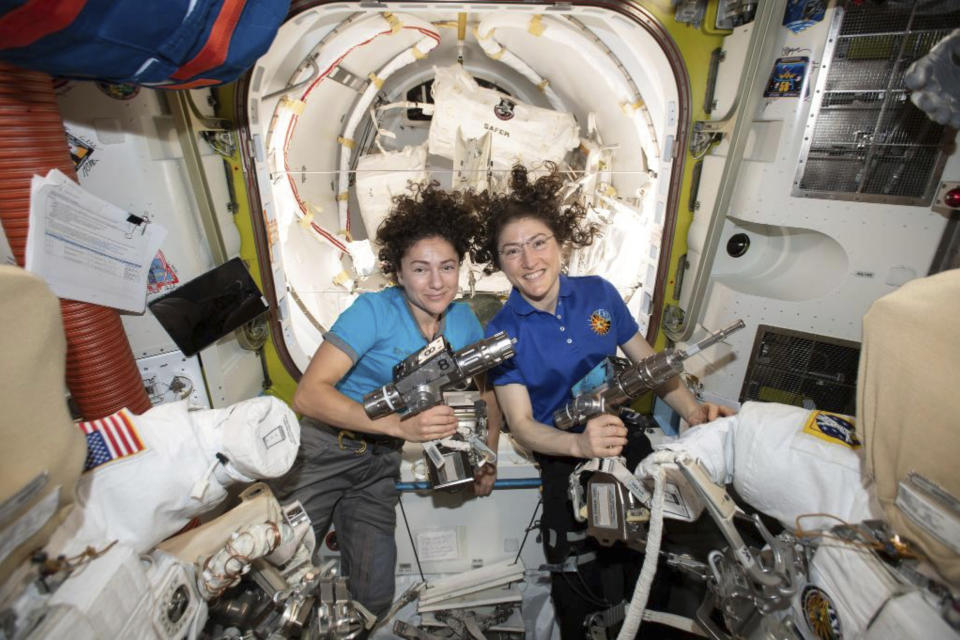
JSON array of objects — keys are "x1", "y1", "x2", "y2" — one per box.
[
  {"x1": 685, "y1": 402, "x2": 737, "y2": 426},
  {"x1": 473, "y1": 463, "x2": 497, "y2": 497}
]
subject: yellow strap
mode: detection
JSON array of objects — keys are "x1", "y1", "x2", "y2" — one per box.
[
  {"x1": 528, "y1": 15, "x2": 545, "y2": 37},
  {"x1": 266, "y1": 218, "x2": 279, "y2": 246},
  {"x1": 383, "y1": 12, "x2": 402, "y2": 33},
  {"x1": 337, "y1": 136, "x2": 355, "y2": 149},
  {"x1": 368, "y1": 72, "x2": 384, "y2": 89},
  {"x1": 472, "y1": 25, "x2": 494, "y2": 40},
  {"x1": 489, "y1": 45, "x2": 504, "y2": 60},
  {"x1": 280, "y1": 97, "x2": 306, "y2": 115},
  {"x1": 411, "y1": 44, "x2": 426, "y2": 60},
  {"x1": 339, "y1": 228, "x2": 353, "y2": 242},
  {"x1": 298, "y1": 211, "x2": 314, "y2": 228},
  {"x1": 620, "y1": 99, "x2": 645, "y2": 114},
  {"x1": 336, "y1": 192, "x2": 349, "y2": 201},
  {"x1": 337, "y1": 429, "x2": 367, "y2": 455},
  {"x1": 537, "y1": 78, "x2": 550, "y2": 92}
]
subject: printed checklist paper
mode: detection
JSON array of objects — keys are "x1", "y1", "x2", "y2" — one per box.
[{"x1": 25, "y1": 169, "x2": 166, "y2": 313}]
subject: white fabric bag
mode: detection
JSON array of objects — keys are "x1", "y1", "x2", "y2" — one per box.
[
  {"x1": 355, "y1": 144, "x2": 428, "y2": 241},
  {"x1": 428, "y1": 64, "x2": 579, "y2": 169}
]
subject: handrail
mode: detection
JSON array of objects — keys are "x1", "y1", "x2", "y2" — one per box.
[
  {"x1": 664, "y1": 0, "x2": 789, "y2": 342},
  {"x1": 170, "y1": 91, "x2": 229, "y2": 264}
]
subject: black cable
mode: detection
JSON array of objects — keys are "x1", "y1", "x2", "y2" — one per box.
[
  {"x1": 559, "y1": 570, "x2": 608, "y2": 608},
  {"x1": 513, "y1": 497, "x2": 542, "y2": 565},
  {"x1": 574, "y1": 561, "x2": 610, "y2": 607},
  {"x1": 397, "y1": 494, "x2": 425, "y2": 582}
]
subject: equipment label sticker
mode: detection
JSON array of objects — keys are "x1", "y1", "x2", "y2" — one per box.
[
  {"x1": 418, "y1": 336, "x2": 446, "y2": 364},
  {"x1": 591, "y1": 482, "x2": 617, "y2": 529},
  {"x1": 416, "y1": 528, "x2": 460, "y2": 562},
  {"x1": 262, "y1": 425, "x2": 286, "y2": 449}
]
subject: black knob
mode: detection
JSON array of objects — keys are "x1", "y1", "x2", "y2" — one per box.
[{"x1": 726, "y1": 233, "x2": 750, "y2": 258}]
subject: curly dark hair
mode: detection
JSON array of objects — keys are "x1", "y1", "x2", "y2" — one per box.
[
  {"x1": 471, "y1": 163, "x2": 598, "y2": 274},
  {"x1": 376, "y1": 181, "x2": 480, "y2": 278}
]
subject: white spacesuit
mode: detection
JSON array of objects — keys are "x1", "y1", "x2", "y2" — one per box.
[
  {"x1": 619, "y1": 269, "x2": 960, "y2": 640},
  {"x1": 46, "y1": 395, "x2": 300, "y2": 558}
]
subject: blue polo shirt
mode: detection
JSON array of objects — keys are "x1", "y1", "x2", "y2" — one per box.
[
  {"x1": 326, "y1": 287, "x2": 483, "y2": 403},
  {"x1": 485, "y1": 275, "x2": 639, "y2": 428}
]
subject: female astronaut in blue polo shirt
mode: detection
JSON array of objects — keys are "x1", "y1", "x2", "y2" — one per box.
[
  {"x1": 472, "y1": 165, "x2": 734, "y2": 639},
  {"x1": 272, "y1": 184, "x2": 499, "y2": 622}
]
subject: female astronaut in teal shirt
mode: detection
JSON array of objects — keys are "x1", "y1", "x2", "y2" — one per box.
[{"x1": 273, "y1": 184, "x2": 499, "y2": 623}]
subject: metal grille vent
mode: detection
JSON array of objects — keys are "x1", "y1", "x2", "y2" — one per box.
[
  {"x1": 740, "y1": 325, "x2": 861, "y2": 415},
  {"x1": 794, "y1": 1, "x2": 960, "y2": 205}
]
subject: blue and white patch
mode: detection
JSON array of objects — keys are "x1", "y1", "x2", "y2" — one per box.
[{"x1": 802, "y1": 411, "x2": 860, "y2": 449}]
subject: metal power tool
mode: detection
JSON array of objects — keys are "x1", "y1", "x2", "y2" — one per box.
[
  {"x1": 553, "y1": 320, "x2": 745, "y2": 430},
  {"x1": 362, "y1": 331, "x2": 515, "y2": 419}
]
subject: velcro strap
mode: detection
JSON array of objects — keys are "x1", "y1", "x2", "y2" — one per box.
[
  {"x1": 382, "y1": 11, "x2": 402, "y2": 33},
  {"x1": 528, "y1": 15, "x2": 545, "y2": 36}
]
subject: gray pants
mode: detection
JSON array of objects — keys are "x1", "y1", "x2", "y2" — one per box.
[{"x1": 271, "y1": 420, "x2": 402, "y2": 618}]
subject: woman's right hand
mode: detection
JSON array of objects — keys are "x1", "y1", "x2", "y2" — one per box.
[
  {"x1": 396, "y1": 404, "x2": 459, "y2": 442},
  {"x1": 573, "y1": 414, "x2": 628, "y2": 458}
]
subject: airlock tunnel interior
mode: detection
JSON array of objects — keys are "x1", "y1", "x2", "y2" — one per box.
[{"x1": 241, "y1": 4, "x2": 686, "y2": 371}]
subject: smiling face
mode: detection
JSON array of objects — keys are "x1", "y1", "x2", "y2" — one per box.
[
  {"x1": 497, "y1": 217, "x2": 562, "y2": 312},
  {"x1": 396, "y1": 235, "x2": 461, "y2": 325}
]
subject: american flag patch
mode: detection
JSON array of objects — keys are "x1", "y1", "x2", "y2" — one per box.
[{"x1": 78, "y1": 409, "x2": 146, "y2": 471}]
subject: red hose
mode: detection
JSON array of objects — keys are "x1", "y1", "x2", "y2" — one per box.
[{"x1": 0, "y1": 63, "x2": 150, "y2": 418}]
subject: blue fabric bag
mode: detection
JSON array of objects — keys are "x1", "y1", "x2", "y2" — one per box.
[{"x1": 0, "y1": 0, "x2": 289, "y2": 88}]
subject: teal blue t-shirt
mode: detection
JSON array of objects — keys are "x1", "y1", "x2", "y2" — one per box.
[{"x1": 325, "y1": 287, "x2": 484, "y2": 403}]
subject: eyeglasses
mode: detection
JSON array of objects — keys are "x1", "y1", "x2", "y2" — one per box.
[{"x1": 498, "y1": 234, "x2": 555, "y2": 261}]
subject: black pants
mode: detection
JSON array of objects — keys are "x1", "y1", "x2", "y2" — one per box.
[
  {"x1": 537, "y1": 429, "x2": 669, "y2": 639},
  {"x1": 538, "y1": 428, "x2": 716, "y2": 639}
]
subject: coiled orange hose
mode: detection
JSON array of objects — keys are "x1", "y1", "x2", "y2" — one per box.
[{"x1": 0, "y1": 62, "x2": 150, "y2": 418}]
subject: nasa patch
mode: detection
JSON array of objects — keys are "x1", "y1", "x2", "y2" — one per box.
[
  {"x1": 589, "y1": 308, "x2": 612, "y2": 336},
  {"x1": 66, "y1": 130, "x2": 96, "y2": 176},
  {"x1": 97, "y1": 81, "x2": 140, "y2": 101},
  {"x1": 802, "y1": 410, "x2": 860, "y2": 449},
  {"x1": 147, "y1": 250, "x2": 179, "y2": 294},
  {"x1": 764, "y1": 56, "x2": 809, "y2": 98},
  {"x1": 801, "y1": 586, "x2": 842, "y2": 640}
]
